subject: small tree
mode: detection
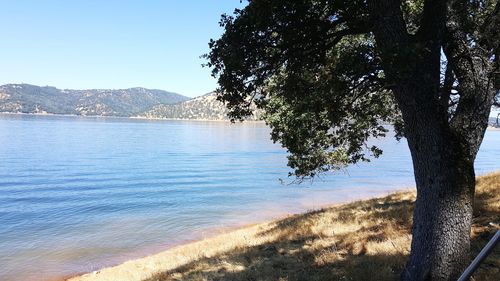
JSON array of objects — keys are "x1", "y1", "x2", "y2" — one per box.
[{"x1": 205, "y1": 0, "x2": 499, "y2": 280}]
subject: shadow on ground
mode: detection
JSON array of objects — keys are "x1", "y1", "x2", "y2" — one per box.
[
  {"x1": 146, "y1": 241, "x2": 405, "y2": 281},
  {"x1": 143, "y1": 173, "x2": 499, "y2": 281}
]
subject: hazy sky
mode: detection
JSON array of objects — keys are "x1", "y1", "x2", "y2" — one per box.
[{"x1": 0, "y1": 0, "x2": 245, "y2": 97}]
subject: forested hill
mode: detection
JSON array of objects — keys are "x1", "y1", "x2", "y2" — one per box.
[
  {"x1": 137, "y1": 92, "x2": 261, "y2": 121},
  {"x1": 0, "y1": 84, "x2": 189, "y2": 117}
]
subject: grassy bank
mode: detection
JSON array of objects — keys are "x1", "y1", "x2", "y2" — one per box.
[{"x1": 70, "y1": 172, "x2": 499, "y2": 281}]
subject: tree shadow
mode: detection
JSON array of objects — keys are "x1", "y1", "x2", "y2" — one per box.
[
  {"x1": 142, "y1": 193, "x2": 416, "y2": 281},
  {"x1": 143, "y1": 238, "x2": 406, "y2": 281},
  {"x1": 142, "y1": 176, "x2": 499, "y2": 281}
]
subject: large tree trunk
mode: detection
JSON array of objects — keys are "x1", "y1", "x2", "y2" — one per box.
[
  {"x1": 392, "y1": 77, "x2": 479, "y2": 280},
  {"x1": 396, "y1": 69, "x2": 492, "y2": 280},
  {"x1": 393, "y1": 53, "x2": 492, "y2": 279},
  {"x1": 366, "y1": 1, "x2": 495, "y2": 279},
  {"x1": 402, "y1": 127, "x2": 476, "y2": 281}
]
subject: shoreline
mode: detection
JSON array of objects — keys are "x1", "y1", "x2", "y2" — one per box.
[
  {"x1": 66, "y1": 187, "x2": 413, "y2": 281},
  {"x1": 488, "y1": 125, "x2": 500, "y2": 131},
  {"x1": 67, "y1": 172, "x2": 499, "y2": 281},
  {"x1": 130, "y1": 116, "x2": 264, "y2": 123},
  {"x1": 0, "y1": 112, "x2": 497, "y2": 127},
  {"x1": 63, "y1": 187, "x2": 408, "y2": 281},
  {"x1": 67, "y1": 189, "x2": 411, "y2": 281},
  {"x1": 0, "y1": 112, "x2": 265, "y2": 123}
]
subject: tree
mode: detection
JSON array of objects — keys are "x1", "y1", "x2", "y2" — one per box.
[{"x1": 205, "y1": 0, "x2": 499, "y2": 280}]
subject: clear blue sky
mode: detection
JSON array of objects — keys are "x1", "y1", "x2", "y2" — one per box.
[
  {"x1": 0, "y1": 0, "x2": 245, "y2": 97},
  {"x1": 0, "y1": 1, "x2": 498, "y2": 117}
]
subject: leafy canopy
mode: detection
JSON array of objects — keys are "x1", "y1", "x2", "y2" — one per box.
[{"x1": 204, "y1": 0, "x2": 498, "y2": 178}]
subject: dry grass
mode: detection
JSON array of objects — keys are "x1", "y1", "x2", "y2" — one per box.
[{"x1": 70, "y1": 172, "x2": 500, "y2": 281}]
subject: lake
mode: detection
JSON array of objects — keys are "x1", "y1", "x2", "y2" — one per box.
[{"x1": 0, "y1": 114, "x2": 498, "y2": 281}]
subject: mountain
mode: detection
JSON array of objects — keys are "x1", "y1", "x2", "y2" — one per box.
[
  {"x1": 0, "y1": 84, "x2": 189, "y2": 117},
  {"x1": 137, "y1": 92, "x2": 261, "y2": 120}
]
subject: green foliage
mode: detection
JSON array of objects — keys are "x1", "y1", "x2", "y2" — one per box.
[
  {"x1": 206, "y1": 0, "x2": 498, "y2": 179},
  {"x1": 401, "y1": 0, "x2": 425, "y2": 34},
  {"x1": 205, "y1": 0, "x2": 399, "y2": 178},
  {"x1": 260, "y1": 35, "x2": 398, "y2": 177}
]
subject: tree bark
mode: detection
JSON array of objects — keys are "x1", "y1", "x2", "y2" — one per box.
[
  {"x1": 366, "y1": 0, "x2": 496, "y2": 279},
  {"x1": 390, "y1": 72, "x2": 479, "y2": 280},
  {"x1": 401, "y1": 117, "x2": 476, "y2": 281}
]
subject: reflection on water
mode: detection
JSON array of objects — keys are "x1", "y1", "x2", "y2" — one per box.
[{"x1": 0, "y1": 114, "x2": 498, "y2": 281}]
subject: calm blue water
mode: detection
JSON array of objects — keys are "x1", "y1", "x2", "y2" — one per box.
[{"x1": 0, "y1": 114, "x2": 498, "y2": 281}]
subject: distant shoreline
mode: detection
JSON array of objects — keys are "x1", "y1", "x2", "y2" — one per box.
[
  {"x1": 0, "y1": 112, "x2": 265, "y2": 123},
  {"x1": 130, "y1": 116, "x2": 264, "y2": 123},
  {"x1": 1, "y1": 112, "x2": 499, "y2": 128},
  {"x1": 488, "y1": 125, "x2": 500, "y2": 131}
]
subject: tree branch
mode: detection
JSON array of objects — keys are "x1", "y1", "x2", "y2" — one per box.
[
  {"x1": 326, "y1": 26, "x2": 370, "y2": 49},
  {"x1": 478, "y1": 0, "x2": 500, "y2": 53},
  {"x1": 367, "y1": 0, "x2": 410, "y2": 50},
  {"x1": 443, "y1": 2, "x2": 497, "y2": 156},
  {"x1": 366, "y1": 0, "x2": 411, "y2": 86}
]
